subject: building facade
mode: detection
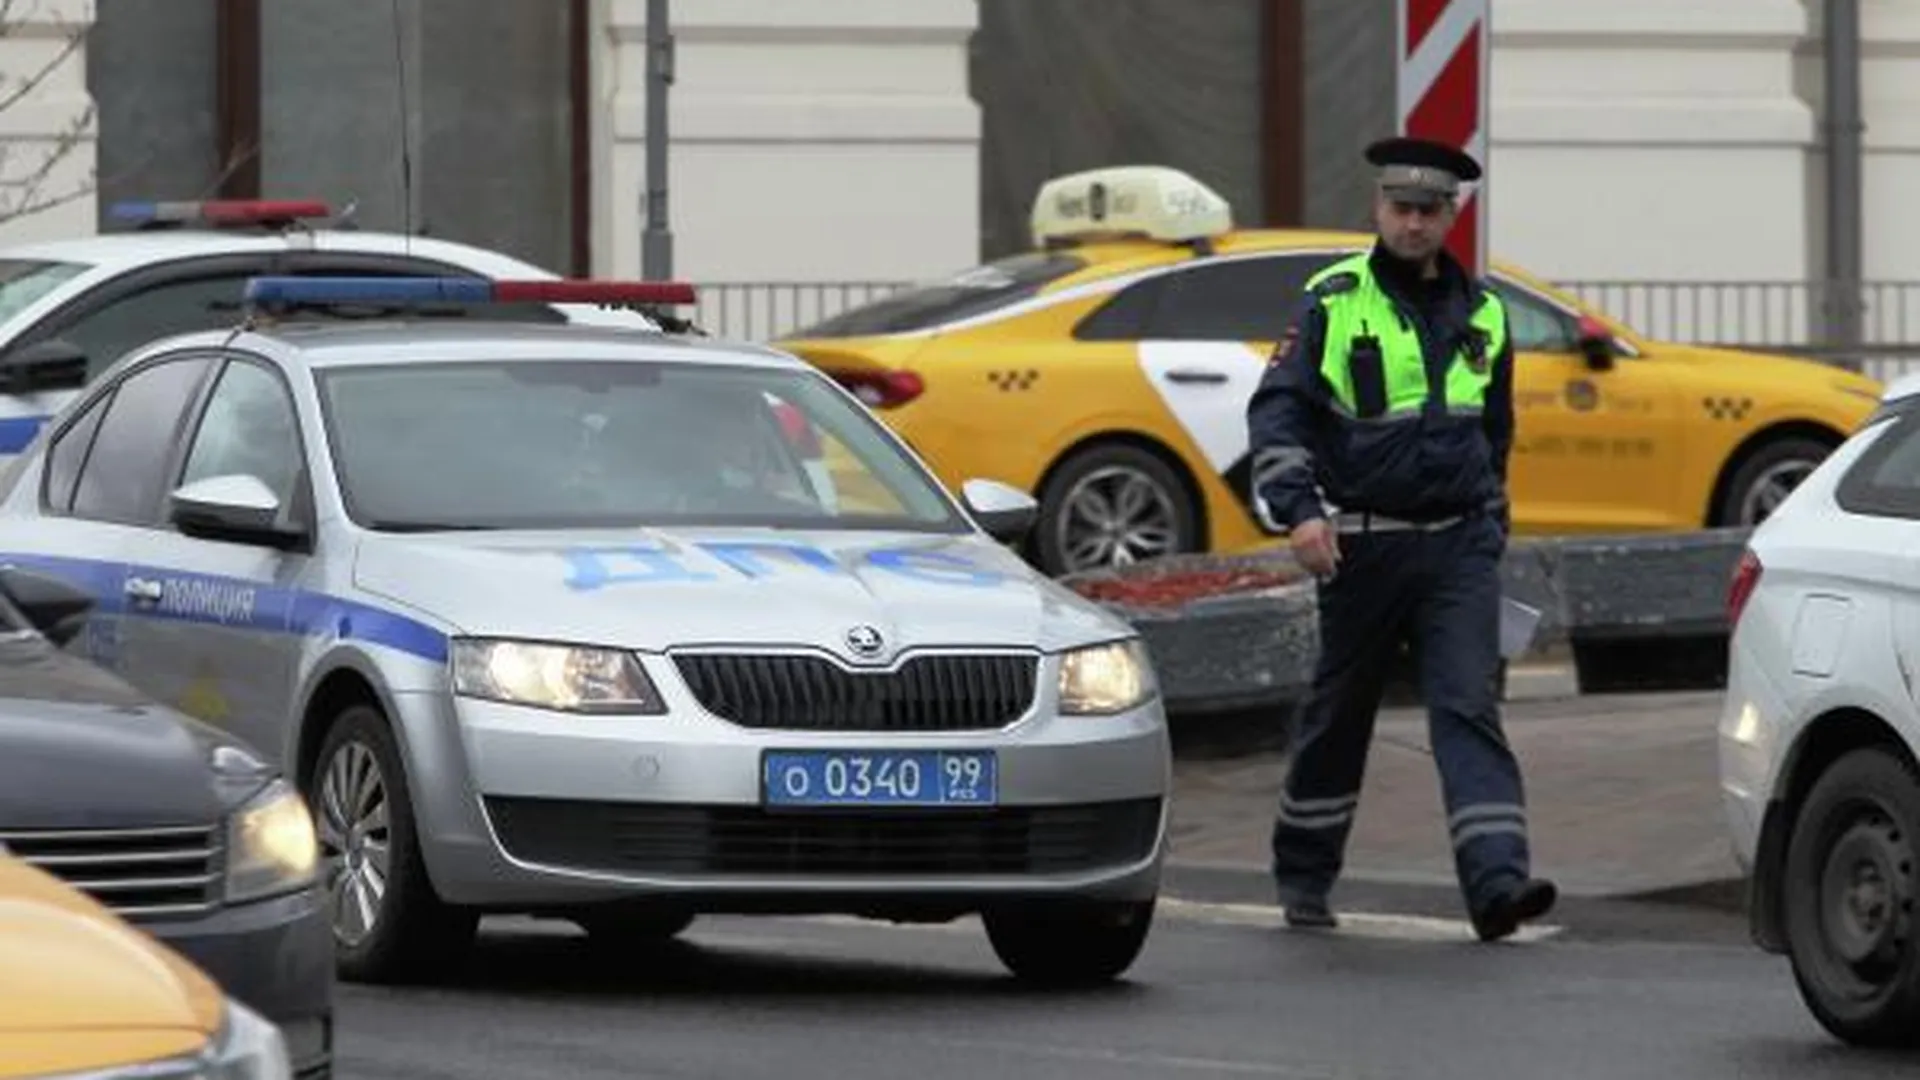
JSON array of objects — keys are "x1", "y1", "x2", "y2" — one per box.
[{"x1": 14, "y1": 1, "x2": 1916, "y2": 349}]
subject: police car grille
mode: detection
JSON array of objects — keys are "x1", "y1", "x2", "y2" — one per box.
[
  {"x1": 485, "y1": 796, "x2": 1161, "y2": 876},
  {"x1": 672, "y1": 652, "x2": 1037, "y2": 731},
  {"x1": 0, "y1": 824, "x2": 221, "y2": 920}
]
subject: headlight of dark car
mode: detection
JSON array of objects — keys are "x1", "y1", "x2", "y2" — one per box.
[{"x1": 225, "y1": 777, "x2": 320, "y2": 904}]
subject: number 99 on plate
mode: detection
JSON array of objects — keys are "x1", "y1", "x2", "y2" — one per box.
[{"x1": 761, "y1": 750, "x2": 997, "y2": 807}]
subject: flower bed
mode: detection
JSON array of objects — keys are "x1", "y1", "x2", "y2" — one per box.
[{"x1": 1064, "y1": 566, "x2": 1305, "y2": 609}]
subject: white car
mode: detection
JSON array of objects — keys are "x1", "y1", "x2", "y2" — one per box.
[
  {"x1": 0, "y1": 198, "x2": 657, "y2": 459},
  {"x1": 1720, "y1": 372, "x2": 1920, "y2": 1047},
  {"x1": 0, "y1": 274, "x2": 1172, "y2": 988}
]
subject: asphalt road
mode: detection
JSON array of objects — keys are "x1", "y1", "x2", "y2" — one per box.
[{"x1": 331, "y1": 882, "x2": 1915, "y2": 1080}]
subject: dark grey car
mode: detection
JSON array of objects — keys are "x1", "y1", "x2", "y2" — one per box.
[{"x1": 0, "y1": 564, "x2": 333, "y2": 1079}]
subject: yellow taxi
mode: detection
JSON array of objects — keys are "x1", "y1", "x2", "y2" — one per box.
[
  {"x1": 776, "y1": 166, "x2": 1883, "y2": 576},
  {"x1": 0, "y1": 850, "x2": 292, "y2": 1080}
]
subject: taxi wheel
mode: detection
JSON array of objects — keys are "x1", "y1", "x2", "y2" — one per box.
[
  {"x1": 1780, "y1": 746, "x2": 1920, "y2": 1047},
  {"x1": 1714, "y1": 435, "x2": 1832, "y2": 527},
  {"x1": 982, "y1": 898, "x2": 1155, "y2": 987},
  {"x1": 311, "y1": 705, "x2": 478, "y2": 984},
  {"x1": 1032, "y1": 444, "x2": 1199, "y2": 577}
]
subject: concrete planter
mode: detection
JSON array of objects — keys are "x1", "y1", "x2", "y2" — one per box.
[{"x1": 1060, "y1": 527, "x2": 1752, "y2": 718}]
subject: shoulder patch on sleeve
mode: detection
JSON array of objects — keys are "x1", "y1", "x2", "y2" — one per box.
[{"x1": 1309, "y1": 272, "x2": 1359, "y2": 298}]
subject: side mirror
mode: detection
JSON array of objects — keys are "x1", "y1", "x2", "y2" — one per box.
[
  {"x1": 961, "y1": 478, "x2": 1038, "y2": 544},
  {"x1": 0, "y1": 565, "x2": 94, "y2": 647},
  {"x1": 168, "y1": 474, "x2": 306, "y2": 550},
  {"x1": 0, "y1": 338, "x2": 88, "y2": 393},
  {"x1": 1575, "y1": 315, "x2": 1617, "y2": 371}
]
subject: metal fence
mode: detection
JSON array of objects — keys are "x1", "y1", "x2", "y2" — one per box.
[{"x1": 689, "y1": 278, "x2": 1920, "y2": 381}]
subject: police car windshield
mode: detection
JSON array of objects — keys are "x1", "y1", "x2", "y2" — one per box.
[
  {"x1": 0, "y1": 259, "x2": 88, "y2": 323},
  {"x1": 315, "y1": 360, "x2": 969, "y2": 533},
  {"x1": 787, "y1": 252, "x2": 1085, "y2": 338}
]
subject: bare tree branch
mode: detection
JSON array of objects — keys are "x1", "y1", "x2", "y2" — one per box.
[{"x1": 0, "y1": 2, "x2": 95, "y2": 228}]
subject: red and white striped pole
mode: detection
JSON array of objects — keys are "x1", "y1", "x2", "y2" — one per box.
[{"x1": 1397, "y1": 0, "x2": 1490, "y2": 278}]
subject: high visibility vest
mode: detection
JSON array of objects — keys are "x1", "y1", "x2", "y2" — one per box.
[{"x1": 1304, "y1": 253, "x2": 1507, "y2": 421}]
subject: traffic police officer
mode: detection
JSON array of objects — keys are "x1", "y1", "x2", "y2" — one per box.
[{"x1": 1245, "y1": 135, "x2": 1557, "y2": 943}]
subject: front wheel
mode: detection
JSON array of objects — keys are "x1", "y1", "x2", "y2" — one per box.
[
  {"x1": 982, "y1": 899, "x2": 1155, "y2": 986},
  {"x1": 310, "y1": 704, "x2": 477, "y2": 983},
  {"x1": 1780, "y1": 746, "x2": 1920, "y2": 1047}
]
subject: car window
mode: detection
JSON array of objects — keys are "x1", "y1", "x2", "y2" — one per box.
[
  {"x1": 42, "y1": 272, "x2": 255, "y2": 378},
  {"x1": 66, "y1": 356, "x2": 214, "y2": 524},
  {"x1": 788, "y1": 252, "x2": 1086, "y2": 338},
  {"x1": 1077, "y1": 253, "x2": 1348, "y2": 342},
  {"x1": 179, "y1": 358, "x2": 305, "y2": 515},
  {"x1": 314, "y1": 359, "x2": 967, "y2": 532},
  {"x1": 0, "y1": 259, "x2": 89, "y2": 323},
  {"x1": 1835, "y1": 412, "x2": 1920, "y2": 518},
  {"x1": 1490, "y1": 279, "x2": 1578, "y2": 352},
  {"x1": 40, "y1": 388, "x2": 111, "y2": 513}
]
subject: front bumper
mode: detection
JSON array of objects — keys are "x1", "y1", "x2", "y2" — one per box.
[
  {"x1": 140, "y1": 887, "x2": 334, "y2": 1078},
  {"x1": 396, "y1": 680, "x2": 1172, "y2": 914}
]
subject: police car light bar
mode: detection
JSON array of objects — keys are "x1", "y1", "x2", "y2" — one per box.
[
  {"x1": 108, "y1": 199, "x2": 334, "y2": 227},
  {"x1": 240, "y1": 276, "x2": 699, "y2": 308}
]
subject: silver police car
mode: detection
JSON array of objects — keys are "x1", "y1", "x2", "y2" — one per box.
[{"x1": 0, "y1": 276, "x2": 1172, "y2": 987}]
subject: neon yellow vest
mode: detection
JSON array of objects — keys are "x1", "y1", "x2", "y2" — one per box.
[{"x1": 1304, "y1": 253, "x2": 1507, "y2": 420}]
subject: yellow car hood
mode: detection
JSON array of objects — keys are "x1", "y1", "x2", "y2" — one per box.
[{"x1": 0, "y1": 857, "x2": 221, "y2": 1077}]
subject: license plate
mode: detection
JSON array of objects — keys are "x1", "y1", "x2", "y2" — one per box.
[{"x1": 761, "y1": 750, "x2": 997, "y2": 807}]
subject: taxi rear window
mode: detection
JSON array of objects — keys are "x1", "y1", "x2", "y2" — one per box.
[{"x1": 790, "y1": 252, "x2": 1085, "y2": 338}]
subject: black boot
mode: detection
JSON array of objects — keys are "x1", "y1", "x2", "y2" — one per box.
[
  {"x1": 1471, "y1": 877, "x2": 1557, "y2": 942},
  {"x1": 1284, "y1": 895, "x2": 1339, "y2": 930}
]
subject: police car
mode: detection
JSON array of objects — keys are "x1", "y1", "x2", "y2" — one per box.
[
  {"x1": 1720, "y1": 371, "x2": 1920, "y2": 1047},
  {"x1": 0, "y1": 198, "x2": 658, "y2": 458},
  {"x1": 0, "y1": 275, "x2": 1171, "y2": 987}
]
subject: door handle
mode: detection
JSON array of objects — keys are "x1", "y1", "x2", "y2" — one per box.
[
  {"x1": 1164, "y1": 368, "x2": 1228, "y2": 385},
  {"x1": 124, "y1": 577, "x2": 162, "y2": 604}
]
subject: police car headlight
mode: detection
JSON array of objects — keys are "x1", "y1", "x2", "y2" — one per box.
[
  {"x1": 1057, "y1": 639, "x2": 1157, "y2": 715},
  {"x1": 225, "y1": 778, "x2": 319, "y2": 905},
  {"x1": 450, "y1": 638, "x2": 667, "y2": 714}
]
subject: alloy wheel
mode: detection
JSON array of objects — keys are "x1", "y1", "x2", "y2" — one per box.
[
  {"x1": 1053, "y1": 464, "x2": 1180, "y2": 572},
  {"x1": 318, "y1": 740, "x2": 392, "y2": 948}
]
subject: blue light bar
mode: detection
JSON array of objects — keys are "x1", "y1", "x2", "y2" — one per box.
[
  {"x1": 242, "y1": 276, "x2": 493, "y2": 306},
  {"x1": 240, "y1": 275, "x2": 699, "y2": 308}
]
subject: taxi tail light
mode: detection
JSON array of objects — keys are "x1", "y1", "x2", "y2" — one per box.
[
  {"x1": 832, "y1": 369, "x2": 923, "y2": 409},
  {"x1": 1728, "y1": 549, "x2": 1763, "y2": 629},
  {"x1": 109, "y1": 198, "x2": 333, "y2": 228},
  {"x1": 771, "y1": 400, "x2": 823, "y2": 458}
]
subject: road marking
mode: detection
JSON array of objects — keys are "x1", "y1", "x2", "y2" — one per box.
[
  {"x1": 1157, "y1": 896, "x2": 1565, "y2": 943},
  {"x1": 771, "y1": 900, "x2": 1561, "y2": 944}
]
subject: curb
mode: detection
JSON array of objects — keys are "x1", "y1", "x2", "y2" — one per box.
[{"x1": 1062, "y1": 528, "x2": 1751, "y2": 722}]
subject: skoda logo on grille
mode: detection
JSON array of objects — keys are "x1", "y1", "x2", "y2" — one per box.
[{"x1": 844, "y1": 624, "x2": 885, "y2": 658}]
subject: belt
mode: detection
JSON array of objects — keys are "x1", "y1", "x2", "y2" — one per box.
[{"x1": 1335, "y1": 510, "x2": 1469, "y2": 534}]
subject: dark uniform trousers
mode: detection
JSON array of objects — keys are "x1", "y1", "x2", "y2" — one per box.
[{"x1": 1271, "y1": 509, "x2": 1529, "y2": 913}]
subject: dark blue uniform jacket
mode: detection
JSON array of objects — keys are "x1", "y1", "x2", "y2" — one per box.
[{"x1": 1245, "y1": 244, "x2": 1515, "y2": 530}]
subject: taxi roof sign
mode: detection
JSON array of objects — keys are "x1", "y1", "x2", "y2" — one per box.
[{"x1": 1029, "y1": 166, "x2": 1233, "y2": 249}]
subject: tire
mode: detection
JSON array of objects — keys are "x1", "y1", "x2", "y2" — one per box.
[
  {"x1": 1780, "y1": 746, "x2": 1920, "y2": 1048},
  {"x1": 308, "y1": 704, "x2": 478, "y2": 984},
  {"x1": 982, "y1": 899, "x2": 1155, "y2": 987},
  {"x1": 1032, "y1": 442, "x2": 1200, "y2": 576},
  {"x1": 1713, "y1": 435, "x2": 1832, "y2": 527}
]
